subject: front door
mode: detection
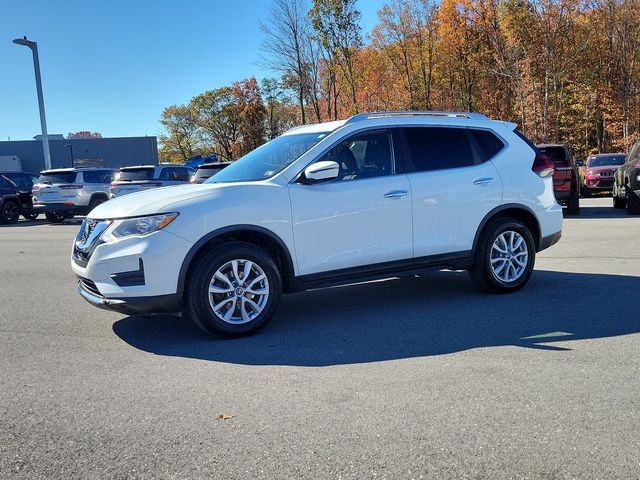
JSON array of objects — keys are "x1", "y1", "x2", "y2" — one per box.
[{"x1": 288, "y1": 129, "x2": 413, "y2": 277}]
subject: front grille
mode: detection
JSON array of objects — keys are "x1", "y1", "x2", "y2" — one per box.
[
  {"x1": 600, "y1": 171, "x2": 614, "y2": 177},
  {"x1": 79, "y1": 277, "x2": 102, "y2": 297}
]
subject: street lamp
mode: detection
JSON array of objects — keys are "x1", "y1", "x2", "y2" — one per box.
[
  {"x1": 65, "y1": 143, "x2": 74, "y2": 166},
  {"x1": 13, "y1": 36, "x2": 52, "y2": 170}
]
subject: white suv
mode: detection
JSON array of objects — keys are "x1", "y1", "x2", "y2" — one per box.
[{"x1": 72, "y1": 112, "x2": 562, "y2": 336}]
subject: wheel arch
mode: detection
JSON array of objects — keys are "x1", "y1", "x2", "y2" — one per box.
[
  {"x1": 472, "y1": 204, "x2": 542, "y2": 254},
  {"x1": 89, "y1": 192, "x2": 109, "y2": 204},
  {"x1": 177, "y1": 225, "x2": 296, "y2": 298}
]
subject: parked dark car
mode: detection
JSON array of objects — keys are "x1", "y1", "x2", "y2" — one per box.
[
  {"x1": 190, "y1": 162, "x2": 232, "y2": 184},
  {"x1": 0, "y1": 171, "x2": 40, "y2": 224},
  {"x1": 612, "y1": 140, "x2": 640, "y2": 214},
  {"x1": 536, "y1": 144, "x2": 580, "y2": 215},
  {"x1": 579, "y1": 153, "x2": 626, "y2": 196}
]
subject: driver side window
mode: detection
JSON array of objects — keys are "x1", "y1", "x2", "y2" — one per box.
[{"x1": 317, "y1": 131, "x2": 395, "y2": 181}]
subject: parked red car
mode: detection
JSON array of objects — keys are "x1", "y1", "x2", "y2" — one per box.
[
  {"x1": 536, "y1": 143, "x2": 580, "y2": 215},
  {"x1": 579, "y1": 153, "x2": 626, "y2": 196}
]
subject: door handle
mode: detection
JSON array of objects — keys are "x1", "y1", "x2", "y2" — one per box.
[
  {"x1": 384, "y1": 190, "x2": 408, "y2": 198},
  {"x1": 473, "y1": 177, "x2": 495, "y2": 186}
]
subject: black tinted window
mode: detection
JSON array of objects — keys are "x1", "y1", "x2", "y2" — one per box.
[
  {"x1": 174, "y1": 168, "x2": 192, "y2": 181},
  {"x1": 37, "y1": 172, "x2": 77, "y2": 184},
  {"x1": 317, "y1": 131, "x2": 394, "y2": 181},
  {"x1": 83, "y1": 170, "x2": 114, "y2": 184},
  {"x1": 537, "y1": 146, "x2": 569, "y2": 165},
  {"x1": 3, "y1": 173, "x2": 34, "y2": 191},
  {"x1": 470, "y1": 129, "x2": 505, "y2": 162},
  {"x1": 405, "y1": 127, "x2": 474, "y2": 172},
  {"x1": 117, "y1": 168, "x2": 154, "y2": 181}
]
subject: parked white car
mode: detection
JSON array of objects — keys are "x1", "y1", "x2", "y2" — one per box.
[
  {"x1": 109, "y1": 164, "x2": 194, "y2": 198},
  {"x1": 72, "y1": 111, "x2": 563, "y2": 336}
]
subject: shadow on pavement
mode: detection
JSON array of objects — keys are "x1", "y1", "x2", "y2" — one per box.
[{"x1": 113, "y1": 269, "x2": 640, "y2": 366}]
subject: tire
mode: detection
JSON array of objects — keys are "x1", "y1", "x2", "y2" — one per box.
[
  {"x1": 469, "y1": 218, "x2": 536, "y2": 294},
  {"x1": 184, "y1": 242, "x2": 282, "y2": 337},
  {"x1": 566, "y1": 194, "x2": 580, "y2": 215},
  {"x1": 23, "y1": 212, "x2": 39, "y2": 220},
  {"x1": 45, "y1": 212, "x2": 65, "y2": 224},
  {"x1": 0, "y1": 200, "x2": 20, "y2": 224},
  {"x1": 627, "y1": 190, "x2": 640, "y2": 215},
  {"x1": 88, "y1": 196, "x2": 107, "y2": 212},
  {"x1": 613, "y1": 183, "x2": 625, "y2": 209}
]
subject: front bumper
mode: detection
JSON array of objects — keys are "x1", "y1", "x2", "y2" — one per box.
[
  {"x1": 584, "y1": 177, "x2": 614, "y2": 190},
  {"x1": 77, "y1": 279, "x2": 182, "y2": 315}
]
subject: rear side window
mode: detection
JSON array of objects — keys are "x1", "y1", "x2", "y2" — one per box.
[
  {"x1": 37, "y1": 172, "x2": 77, "y2": 184},
  {"x1": 404, "y1": 127, "x2": 474, "y2": 172},
  {"x1": 117, "y1": 168, "x2": 154, "y2": 181},
  {"x1": 469, "y1": 129, "x2": 505, "y2": 162},
  {"x1": 538, "y1": 146, "x2": 569, "y2": 166},
  {"x1": 83, "y1": 170, "x2": 115, "y2": 184}
]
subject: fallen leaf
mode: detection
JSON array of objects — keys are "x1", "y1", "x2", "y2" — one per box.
[{"x1": 216, "y1": 414, "x2": 235, "y2": 421}]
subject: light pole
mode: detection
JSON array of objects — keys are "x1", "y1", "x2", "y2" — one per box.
[
  {"x1": 65, "y1": 143, "x2": 74, "y2": 166},
  {"x1": 13, "y1": 36, "x2": 52, "y2": 170}
]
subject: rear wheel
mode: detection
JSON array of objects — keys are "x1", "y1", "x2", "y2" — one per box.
[
  {"x1": 184, "y1": 242, "x2": 282, "y2": 337},
  {"x1": 0, "y1": 201, "x2": 20, "y2": 224},
  {"x1": 88, "y1": 196, "x2": 107, "y2": 212},
  {"x1": 45, "y1": 212, "x2": 65, "y2": 224},
  {"x1": 469, "y1": 218, "x2": 536, "y2": 294},
  {"x1": 566, "y1": 193, "x2": 580, "y2": 215}
]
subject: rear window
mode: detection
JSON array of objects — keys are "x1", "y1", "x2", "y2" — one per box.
[
  {"x1": 37, "y1": 172, "x2": 77, "y2": 184},
  {"x1": 194, "y1": 165, "x2": 226, "y2": 181},
  {"x1": 538, "y1": 146, "x2": 570, "y2": 165},
  {"x1": 116, "y1": 168, "x2": 154, "y2": 181},
  {"x1": 83, "y1": 170, "x2": 115, "y2": 184}
]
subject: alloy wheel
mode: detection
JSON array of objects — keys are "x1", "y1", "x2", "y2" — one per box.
[
  {"x1": 490, "y1": 230, "x2": 529, "y2": 283},
  {"x1": 207, "y1": 259, "x2": 270, "y2": 325}
]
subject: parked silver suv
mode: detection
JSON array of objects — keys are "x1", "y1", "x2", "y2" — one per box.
[
  {"x1": 32, "y1": 168, "x2": 116, "y2": 223},
  {"x1": 110, "y1": 164, "x2": 194, "y2": 198}
]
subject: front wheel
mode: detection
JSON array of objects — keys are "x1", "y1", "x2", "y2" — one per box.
[
  {"x1": 627, "y1": 190, "x2": 640, "y2": 215},
  {"x1": 469, "y1": 218, "x2": 536, "y2": 294},
  {"x1": 184, "y1": 242, "x2": 282, "y2": 337}
]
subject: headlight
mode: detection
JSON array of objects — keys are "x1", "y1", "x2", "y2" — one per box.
[{"x1": 101, "y1": 213, "x2": 178, "y2": 243}]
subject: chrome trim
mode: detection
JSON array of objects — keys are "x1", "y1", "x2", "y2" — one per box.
[{"x1": 383, "y1": 190, "x2": 408, "y2": 198}]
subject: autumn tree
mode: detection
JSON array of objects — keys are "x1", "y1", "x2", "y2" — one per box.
[{"x1": 158, "y1": 104, "x2": 204, "y2": 163}]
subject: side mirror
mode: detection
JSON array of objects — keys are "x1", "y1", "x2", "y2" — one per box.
[
  {"x1": 576, "y1": 160, "x2": 584, "y2": 167},
  {"x1": 301, "y1": 161, "x2": 339, "y2": 184}
]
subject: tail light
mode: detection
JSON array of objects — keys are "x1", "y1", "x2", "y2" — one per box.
[
  {"x1": 32, "y1": 185, "x2": 40, "y2": 192},
  {"x1": 532, "y1": 153, "x2": 554, "y2": 177},
  {"x1": 634, "y1": 161, "x2": 640, "y2": 168},
  {"x1": 59, "y1": 184, "x2": 83, "y2": 190},
  {"x1": 111, "y1": 182, "x2": 118, "y2": 187}
]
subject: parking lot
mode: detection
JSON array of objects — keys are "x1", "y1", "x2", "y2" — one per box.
[{"x1": 1, "y1": 196, "x2": 639, "y2": 479}]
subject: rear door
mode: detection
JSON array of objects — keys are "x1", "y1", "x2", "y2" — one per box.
[
  {"x1": 402, "y1": 126, "x2": 504, "y2": 259},
  {"x1": 33, "y1": 171, "x2": 78, "y2": 204}
]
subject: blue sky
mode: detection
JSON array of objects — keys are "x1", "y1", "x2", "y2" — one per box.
[{"x1": 1, "y1": 0, "x2": 386, "y2": 141}]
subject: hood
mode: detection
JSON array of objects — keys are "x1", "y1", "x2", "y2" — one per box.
[
  {"x1": 586, "y1": 166, "x2": 618, "y2": 173},
  {"x1": 89, "y1": 183, "x2": 240, "y2": 219}
]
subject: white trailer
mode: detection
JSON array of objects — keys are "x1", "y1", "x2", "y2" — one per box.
[{"x1": 0, "y1": 156, "x2": 22, "y2": 172}]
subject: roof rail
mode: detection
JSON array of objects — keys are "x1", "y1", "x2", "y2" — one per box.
[{"x1": 345, "y1": 111, "x2": 487, "y2": 125}]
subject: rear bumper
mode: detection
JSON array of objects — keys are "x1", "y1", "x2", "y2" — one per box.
[
  {"x1": 33, "y1": 202, "x2": 89, "y2": 214},
  {"x1": 77, "y1": 280, "x2": 182, "y2": 315},
  {"x1": 538, "y1": 231, "x2": 562, "y2": 252}
]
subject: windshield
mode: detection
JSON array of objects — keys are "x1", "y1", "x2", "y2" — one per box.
[
  {"x1": 206, "y1": 132, "x2": 330, "y2": 183},
  {"x1": 116, "y1": 168, "x2": 154, "y2": 181},
  {"x1": 588, "y1": 155, "x2": 625, "y2": 167},
  {"x1": 37, "y1": 172, "x2": 77, "y2": 184}
]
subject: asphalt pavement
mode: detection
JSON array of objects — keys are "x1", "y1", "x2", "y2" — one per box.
[{"x1": 1, "y1": 197, "x2": 639, "y2": 479}]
